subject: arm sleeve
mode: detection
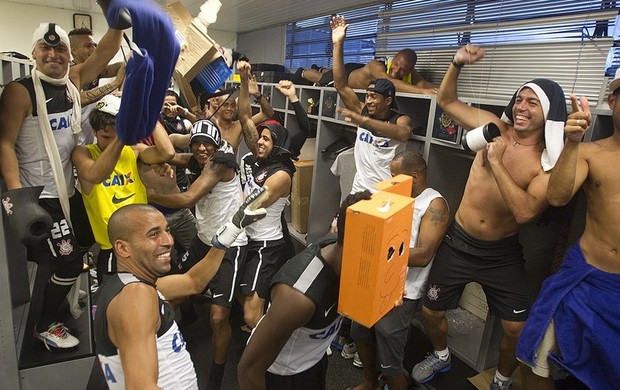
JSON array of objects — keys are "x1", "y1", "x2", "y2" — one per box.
[{"x1": 289, "y1": 101, "x2": 311, "y2": 158}]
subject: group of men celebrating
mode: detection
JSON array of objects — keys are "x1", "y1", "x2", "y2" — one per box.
[{"x1": 0, "y1": 4, "x2": 617, "y2": 390}]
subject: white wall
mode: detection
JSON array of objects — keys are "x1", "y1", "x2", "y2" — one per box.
[
  {"x1": 0, "y1": 0, "x2": 236, "y2": 63},
  {"x1": 237, "y1": 25, "x2": 285, "y2": 66}
]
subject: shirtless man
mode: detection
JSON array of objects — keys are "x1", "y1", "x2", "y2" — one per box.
[
  {"x1": 517, "y1": 82, "x2": 619, "y2": 389},
  {"x1": 411, "y1": 44, "x2": 567, "y2": 390},
  {"x1": 299, "y1": 15, "x2": 437, "y2": 95}
]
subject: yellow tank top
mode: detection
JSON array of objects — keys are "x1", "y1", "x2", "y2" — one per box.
[
  {"x1": 386, "y1": 60, "x2": 412, "y2": 85},
  {"x1": 83, "y1": 144, "x2": 148, "y2": 249}
]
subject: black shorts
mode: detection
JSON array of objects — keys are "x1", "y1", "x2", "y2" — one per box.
[
  {"x1": 422, "y1": 222, "x2": 531, "y2": 321},
  {"x1": 351, "y1": 298, "x2": 418, "y2": 376},
  {"x1": 318, "y1": 63, "x2": 365, "y2": 86},
  {"x1": 25, "y1": 196, "x2": 84, "y2": 277},
  {"x1": 265, "y1": 353, "x2": 328, "y2": 390},
  {"x1": 183, "y1": 235, "x2": 247, "y2": 307},
  {"x1": 240, "y1": 238, "x2": 288, "y2": 299}
]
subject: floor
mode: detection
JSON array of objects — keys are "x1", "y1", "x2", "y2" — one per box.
[{"x1": 87, "y1": 298, "x2": 479, "y2": 390}]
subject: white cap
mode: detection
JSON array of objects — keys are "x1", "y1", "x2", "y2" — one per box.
[{"x1": 95, "y1": 95, "x2": 121, "y2": 116}]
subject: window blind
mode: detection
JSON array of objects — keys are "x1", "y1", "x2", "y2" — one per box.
[
  {"x1": 285, "y1": 4, "x2": 380, "y2": 71},
  {"x1": 376, "y1": 0, "x2": 619, "y2": 103}
]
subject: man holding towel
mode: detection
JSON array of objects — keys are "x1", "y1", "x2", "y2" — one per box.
[
  {"x1": 0, "y1": 22, "x2": 122, "y2": 350},
  {"x1": 411, "y1": 44, "x2": 567, "y2": 390}
]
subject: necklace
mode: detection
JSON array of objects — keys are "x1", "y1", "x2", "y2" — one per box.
[{"x1": 511, "y1": 135, "x2": 542, "y2": 147}]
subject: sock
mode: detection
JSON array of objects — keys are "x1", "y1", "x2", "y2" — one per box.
[
  {"x1": 37, "y1": 274, "x2": 78, "y2": 332},
  {"x1": 435, "y1": 348, "x2": 450, "y2": 361},
  {"x1": 494, "y1": 370, "x2": 511, "y2": 385},
  {"x1": 206, "y1": 361, "x2": 226, "y2": 390}
]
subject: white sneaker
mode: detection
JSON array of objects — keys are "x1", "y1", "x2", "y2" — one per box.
[
  {"x1": 341, "y1": 341, "x2": 357, "y2": 359},
  {"x1": 353, "y1": 352, "x2": 363, "y2": 368},
  {"x1": 34, "y1": 322, "x2": 80, "y2": 350},
  {"x1": 327, "y1": 346, "x2": 332, "y2": 356}
]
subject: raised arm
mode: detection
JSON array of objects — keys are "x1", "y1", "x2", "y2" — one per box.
[
  {"x1": 547, "y1": 94, "x2": 591, "y2": 206},
  {"x1": 136, "y1": 122, "x2": 175, "y2": 164},
  {"x1": 81, "y1": 62, "x2": 125, "y2": 106},
  {"x1": 336, "y1": 108, "x2": 412, "y2": 143},
  {"x1": 437, "y1": 44, "x2": 501, "y2": 130},
  {"x1": 71, "y1": 28, "x2": 123, "y2": 89},
  {"x1": 238, "y1": 61, "x2": 259, "y2": 155},
  {"x1": 249, "y1": 72, "x2": 274, "y2": 124},
  {"x1": 238, "y1": 284, "x2": 315, "y2": 390},
  {"x1": 72, "y1": 139, "x2": 124, "y2": 194},
  {"x1": 0, "y1": 82, "x2": 30, "y2": 190},
  {"x1": 408, "y1": 197, "x2": 449, "y2": 267},
  {"x1": 106, "y1": 283, "x2": 162, "y2": 390},
  {"x1": 275, "y1": 80, "x2": 309, "y2": 157},
  {"x1": 331, "y1": 15, "x2": 364, "y2": 113}
]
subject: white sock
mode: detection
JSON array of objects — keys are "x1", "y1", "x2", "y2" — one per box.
[
  {"x1": 435, "y1": 348, "x2": 450, "y2": 361},
  {"x1": 494, "y1": 370, "x2": 511, "y2": 384}
]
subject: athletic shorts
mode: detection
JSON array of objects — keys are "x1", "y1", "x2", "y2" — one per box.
[
  {"x1": 422, "y1": 222, "x2": 531, "y2": 321},
  {"x1": 318, "y1": 63, "x2": 365, "y2": 86},
  {"x1": 26, "y1": 196, "x2": 84, "y2": 272},
  {"x1": 69, "y1": 189, "x2": 95, "y2": 249},
  {"x1": 240, "y1": 238, "x2": 287, "y2": 299},
  {"x1": 265, "y1": 353, "x2": 328, "y2": 390},
  {"x1": 350, "y1": 298, "x2": 418, "y2": 376},
  {"x1": 182, "y1": 235, "x2": 247, "y2": 307}
]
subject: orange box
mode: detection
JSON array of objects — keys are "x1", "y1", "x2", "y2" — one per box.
[
  {"x1": 374, "y1": 174, "x2": 413, "y2": 197},
  {"x1": 339, "y1": 191, "x2": 414, "y2": 327}
]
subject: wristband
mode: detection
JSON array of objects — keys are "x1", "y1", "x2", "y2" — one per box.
[{"x1": 451, "y1": 58, "x2": 464, "y2": 68}]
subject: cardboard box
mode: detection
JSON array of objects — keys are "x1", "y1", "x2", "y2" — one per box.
[
  {"x1": 165, "y1": 1, "x2": 221, "y2": 82},
  {"x1": 374, "y1": 174, "x2": 413, "y2": 197},
  {"x1": 339, "y1": 191, "x2": 414, "y2": 327},
  {"x1": 291, "y1": 161, "x2": 314, "y2": 234}
]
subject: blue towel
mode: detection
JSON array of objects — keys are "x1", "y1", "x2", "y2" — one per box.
[
  {"x1": 517, "y1": 243, "x2": 620, "y2": 389},
  {"x1": 107, "y1": 0, "x2": 180, "y2": 145}
]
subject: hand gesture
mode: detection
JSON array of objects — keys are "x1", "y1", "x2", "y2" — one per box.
[
  {"x1": 486, "y1": 136, "x2": 507, "y2": 166},
  {"x1": 337, "y1": 107, "x2": 365, "y2": 126},
  {"x1": 237, "y1": 60, "x2": 252, "y2": 81},
  {"x1": 248, "y1": 73, "x2": 260, "y2": 96},
  {"x1": 331, "y1": 15, "x2": 348, "y2": 45},
  {"x1": 565, "y1": 94, "x2": 591, "y2": 143},
  {"x1": 275, "y1": 80, "x2": 297, "y2": 99},
  {"x1": 453, "y1": 44, "x2": 487, "y2": 65}
]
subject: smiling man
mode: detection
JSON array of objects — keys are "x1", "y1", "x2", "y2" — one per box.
[
  {"x1": 93, "y1": 190, "x2": 267, "y2": 389},
  {"x1": 0, "y1": 22, "x2": 122, "y2": 350},
  {"x1": 330, "y1": 15, "x2": 413, "y2": 195},
  {"x1": 411, "y1": 44, "x2": 567, "y2": 390}
]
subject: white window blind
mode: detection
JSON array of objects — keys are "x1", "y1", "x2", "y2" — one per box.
[
  {"x1": 376, "y1": 0, "x2": 619, "y2": 103},
  {"x1": 285, "y1": 4, "x2": 380, "y2": 71}
]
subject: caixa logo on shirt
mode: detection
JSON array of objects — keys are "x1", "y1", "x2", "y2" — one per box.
[
  {"x1": 309, "y1": 317, "x2": 343, "y2": 340},
  {"x1": 103, "y1": 172, "x2": 134, "y2": 187},
  {"x1": 359, "y1": 131, "x2": 389, "y2": 147},
  {"x1": 48, "y1": 112, "x2": 72, "y2": 131}
]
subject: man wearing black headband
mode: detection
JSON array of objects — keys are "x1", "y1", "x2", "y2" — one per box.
[
  {"x1": 412, "y1": 44, "x2": 567, "y2": 390},
  {"x1": 0, "y1": 22, "x2": 123, "y2": 350}
]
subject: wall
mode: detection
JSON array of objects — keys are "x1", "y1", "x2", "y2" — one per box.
[
  {"x1": 0, "y1": 0, "x2": 236, "y2": 63},
  {"x1": 237, "y1": 25, "x2": 285, "y2": 66}
]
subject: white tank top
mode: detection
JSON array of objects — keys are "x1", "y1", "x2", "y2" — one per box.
[
  {"x1": 195, "y1": 171, "x2": 247, "y2": 246},
  {"x1": 351, "y1": 125, "x2": 406, "y2": 194},
  {"x1": 405, "y1": 187, "x2": 446, "y2": 300}
]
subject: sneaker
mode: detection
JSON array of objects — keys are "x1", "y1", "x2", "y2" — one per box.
[
  {"x1": 331, "y1": 335, "x2": 348, "y2": 351},
  {"x1": 34, "y1": 322, "x2": 79, "y2": 350},
  {"x1": 411, "y1": 352, "x2": 451, "y2": 383},
  {"x1": 326, "y1": 346, "x2": 332, "y2": 356},
  {"x1": 341, "y1": 341, "x2": 357, "y2": 359},
  {"x1": 352, "y1": 352, "x2": 363, "y2": 368},
  {"x1": 490, "y1": 380, "x2": 513, "y2": 390}
]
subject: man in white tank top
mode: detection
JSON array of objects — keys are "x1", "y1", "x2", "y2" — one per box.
[{"x1": 349, "y1": 150, "x2": 449, "y2": 390}]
